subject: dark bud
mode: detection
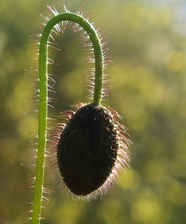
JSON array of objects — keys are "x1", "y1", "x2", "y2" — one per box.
[{"x1": 57, "y1": 103, "x2": 119, "y2": 196}]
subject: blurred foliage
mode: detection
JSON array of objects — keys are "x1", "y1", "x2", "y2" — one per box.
[{"x1": 0, "y1": 0, "x2": 186, "y2": 223}]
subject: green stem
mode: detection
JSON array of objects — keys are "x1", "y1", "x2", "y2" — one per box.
[{"x1": 32, "y1": 12, "x2": 104, "y2": 224}]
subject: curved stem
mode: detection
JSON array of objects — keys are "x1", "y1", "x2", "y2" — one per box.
[{"x1": 32, "y1": 12, "x2": 104, "y2": 224}]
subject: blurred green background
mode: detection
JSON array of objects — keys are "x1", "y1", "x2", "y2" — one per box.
[{"x1": 1, "y1": 0, "x2": 186, "y2": 223}]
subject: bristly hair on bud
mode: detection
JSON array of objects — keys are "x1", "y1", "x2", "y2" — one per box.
[
  {"x1": 50, "y1": 103, "x2": 130, "y2": 200},
  {"x1": 45, "y1": 5, "x2": 131, "y2": 200}
]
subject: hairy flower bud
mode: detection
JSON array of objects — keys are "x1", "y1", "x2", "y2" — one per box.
[{"x1": 52, "y1": 103, "x2": 130, "y2": 200}]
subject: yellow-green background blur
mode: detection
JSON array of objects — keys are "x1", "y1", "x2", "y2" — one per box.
[{"x1": 1, "y1": 0, "x2": 186, "y2": 223}]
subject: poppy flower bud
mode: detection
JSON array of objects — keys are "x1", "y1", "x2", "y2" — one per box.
[{"x1": 55, "y1": 103, "x2": 130, "y2": 199}]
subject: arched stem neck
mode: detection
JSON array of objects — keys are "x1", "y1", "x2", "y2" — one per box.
[{"x1": 40, "y1": 12, "x2": 104, "y2": 105}]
